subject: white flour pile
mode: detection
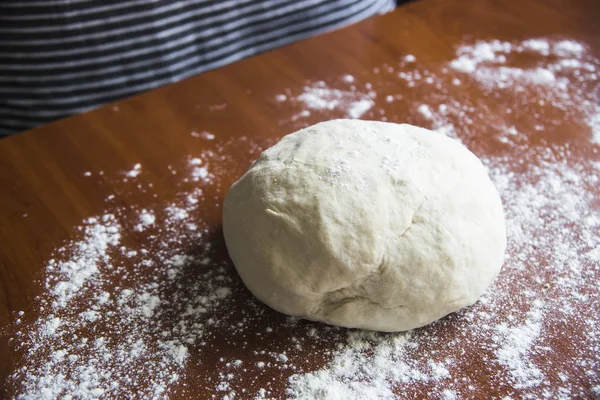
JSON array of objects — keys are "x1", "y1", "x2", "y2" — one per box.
[{"x1": 6, "y1": 37, "x2": 600, "y2": 399}]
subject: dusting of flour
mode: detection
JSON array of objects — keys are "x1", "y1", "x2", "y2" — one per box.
[
  {"x1": 6, "y1": 37, "x2": 600, "y2": 399},
  {"x1": 278, "y1": 77, "x2": 376, "y2": 121}
]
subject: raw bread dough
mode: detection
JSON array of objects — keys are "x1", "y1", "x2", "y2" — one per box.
[{"x1": 223, "y1": 119, "x2": 506, "y2": 332}]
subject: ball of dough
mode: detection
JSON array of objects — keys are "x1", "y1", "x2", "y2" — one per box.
[{"x1": 223, "y1": 119, "x2": 506, "y2": 332}]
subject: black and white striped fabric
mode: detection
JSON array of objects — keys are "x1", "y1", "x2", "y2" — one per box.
[{"x1": 0, "y1": 0, "x2": 395, "y2": 137}]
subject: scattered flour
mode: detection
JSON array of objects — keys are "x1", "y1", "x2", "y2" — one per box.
[
  {"x1": 288, "y1": 332, "x2": 425, "y2": 399},
  {"x1": 135, "y1": 209, "x2": 156, "y2": 231},
  {"x1": 126, "y1": 163, "x2": 142, "y2": 178},
  {"x1": 417, "y1": 104, "x2": 433, "y2": 119},
  {"x1": 347, "y1": 98, "x2": 375, "y2": 119},
  {"x1": 188, "y1": 156, "x2": 213, "y2": 182},
  {"x1": 191, "y1": 130, "x2": 216, "y2": 140},
  {"x1": 7, "y1": 145, "x2": 252, "y2": 399},
  {"x1": 494, "y1": 299, "x2": 545, "y2": 388},
  {"x1": 7, "y1": 36, "x2": 599, "y2": 399},
  {"x1": 48, "y1": 214, "x2": 121, "y2": 308},
  {"x1": 288, "y1": 80, "x2": 376, "y2": 120}
]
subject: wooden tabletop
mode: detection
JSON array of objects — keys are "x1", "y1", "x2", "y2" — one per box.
[{"x1": 2, "y1": 0, "x2": 599, "y2": 398}]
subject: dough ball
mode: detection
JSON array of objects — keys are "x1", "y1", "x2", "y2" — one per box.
[{"x1": 223, "y1": 119, "x2": 506, "y2": 332}]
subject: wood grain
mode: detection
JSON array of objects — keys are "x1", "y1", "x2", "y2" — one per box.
[{"x1": 1, "y1": 0, "x2": 599, "y2": 397}]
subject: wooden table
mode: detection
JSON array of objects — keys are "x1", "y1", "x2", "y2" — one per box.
[{"x1": 2, "y1": 0, "x2": 599, "y2": 398}]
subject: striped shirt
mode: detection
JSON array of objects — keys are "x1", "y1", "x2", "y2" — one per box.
[{"x1": 0, "y1": 0, "x2": 395, "y2": 137}]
